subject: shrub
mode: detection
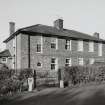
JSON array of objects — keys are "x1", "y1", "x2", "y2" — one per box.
[
  {"x1": 61, "y1": 65, "x2": 105, "y2": 86},
  {"x1": 0, "y1": 68, "x2": 34, "y2": 95},
  {"x1": 18, "y1": 68, "x2": 33, "y2": 80}
]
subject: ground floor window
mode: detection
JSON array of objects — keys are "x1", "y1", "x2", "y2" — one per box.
[
  {"x1": 37, "y1": 62, "x2": 42, "y2": 68},
  {"x1": 2, "y1": 57, "x2": 7, "y2": 63},
  {"x1": 65, "y1": 58, "x2": 71, "y2": 67},
  {"x1": 51, "y1": 58, "x2": 58, "y2": 70},
  {"x1": 89, "y1": 58, "x2": 95, "y2": 64},
  {"x1": 78, "y1": 58, "x2": 84, "y2": 65}
]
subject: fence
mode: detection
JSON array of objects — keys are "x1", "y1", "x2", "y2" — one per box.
[
  {"x1": 34, "y1": 70, "x2": 59, "y2": 88},
  {"x1": 33, "y1": 65, "x2": 105, "y2": 89}
]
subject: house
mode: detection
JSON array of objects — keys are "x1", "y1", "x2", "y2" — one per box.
[
  {"x1": 2, "y1": 19, "x2": 105, "y2": 71},
  {"x1": 0, "y1": 49, "x2": 12, "y2": 68}
]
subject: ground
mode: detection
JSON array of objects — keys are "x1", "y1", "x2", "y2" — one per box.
[{"x1": 1, "y1": 84, "x2": 105, "y2": 105}]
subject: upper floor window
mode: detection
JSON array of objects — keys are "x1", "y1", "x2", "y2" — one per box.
[
  {"x1": 89, "y1": 41, "x2": 94, "y2": 52},
  {"x1": 51, "y1": 38, "x2": 58, "y2": 49},
  {"x1": 36, "y1": 36, "x2": 43, "y2": 53},
  {"x1": 78, "y1": 40, "x2": 83, "y2": 51},
  {"x1": 65, "y1": 58, "x2": 71, "y2": 67},
  {"x1": 78, "y1": 58, "x2": 84, "y2": 65},
  {"x1": 37, "y1": 44, "x2": 41, "y2": 52},
  {"x1": 98, "y1": 43, "x2": 102, "y2": 56},
  {"x1": 65, "y1": 40, "x2": 71, "y2": 50},
  {"x1": 51, "y1": 58, "x2": 58, "y2": 71}
]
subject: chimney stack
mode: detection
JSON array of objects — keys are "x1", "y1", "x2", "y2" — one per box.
[
  {"x1": 54, "y1": 19, "x2": 63, "y2": 30},
  {"x1": 93, "y1": 32, "x2": 99, "y2": 39},
  {"x1": 9, "y1": 22, "x2": 15, "y2": 35}
]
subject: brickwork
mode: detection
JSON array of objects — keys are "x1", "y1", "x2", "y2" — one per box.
[
  {"x1": 27, "y1": 35, "x2": 105, "y2": 70},
  {"x1": 5, "y1": 33, "x2": 105, "y2": 70}
]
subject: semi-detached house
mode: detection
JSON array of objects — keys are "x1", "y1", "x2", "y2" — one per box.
[{"x1": 1, "y1": 19, "x2": 105, "y2": 71}]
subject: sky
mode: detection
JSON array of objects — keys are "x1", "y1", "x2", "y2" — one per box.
[{"x1": 0, "y1": 0, "x2": 105, "y2": 50}]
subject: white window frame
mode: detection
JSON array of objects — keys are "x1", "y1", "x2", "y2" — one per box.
[
  {"x1": 51, "y1": 57, "x2": 58, "y2": 71},
  {"x1": 98, "y1": 43, "x2": 102, "y2": 56},
  {"x1": 51, "y1": 38, "x2": 58, "y2": 49},
  {"x1": 78, "y1": 40, "x2": 83, "y2": 51},
  {"x1": 89, "y1": 58, "x2": 95, "y2": 64},
  {"x1": 65, "y1": 58, "x2": 72, "y2": 67},
  {"x1": 78, "y1": 58, "x2": 84, "y2": 65},
  {"x1": 36, "y1": 36, "x2": 43, "y2": 53},
  {"x1": 89, "y1": 41, "x2": 94, "y2": 52},
  {"x1": 65, "y1": 40, "x2": 71, "y2": 50}
]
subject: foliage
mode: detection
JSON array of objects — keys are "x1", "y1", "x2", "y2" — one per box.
[
  {"x1": 18, "y1": 68, "x2": 33, "y2": 80},
  {"x1": 0, "y1": 68, "x2": 33, "y2": 96},
  {"x1": 61, "y1": 65, "x2": 105, "y2": 86}
]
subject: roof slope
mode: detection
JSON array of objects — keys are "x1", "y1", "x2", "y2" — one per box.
[
  {"x1": 0, "y1": 50, "x2": 11, "y2": 57},
  {"x1": 4, "y1": 24, "x2": 105, "y2": 43}
]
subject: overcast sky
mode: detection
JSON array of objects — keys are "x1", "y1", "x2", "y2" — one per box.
[{"x1": 0, "y1": 0, "x2": 105, "y2": 50}]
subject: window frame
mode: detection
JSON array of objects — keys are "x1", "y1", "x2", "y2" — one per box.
[
  {"x1": 37, "y1": 62, "x2": 42, "y2": 68},
  {"x1": 51, "y1": 38, "x2": 58, "y2": 49},
  {"x1": 78, "y1": 57, "x2": 84, "y2": 65},
  {"x1": 65, "y1": 58, "x2": 72, "y2": 67},
  {"x1": 36, "y1": 36, "x2": 43, "y2": 53},
  {"x1": 78, "y1": 40, "x2": 83, "y2": 51},
  {"x1": 65, "y1": 40, "x2": 71, "y2": 50},
  {"x1": 98, "y1": 43, "x2": 102, "y2": 56},
  {"x1": 2, "y1": 57, "x2": 7, "y2": 63},
  {"x1": 89, "y1": 58, "x2": 95, "y2": 64},
  {"x1": 89, "y1": 41, "x2": 94, "y2": 52},
  {"x1": 51, "y1": 57, "x2": 58, "y2": 71}
]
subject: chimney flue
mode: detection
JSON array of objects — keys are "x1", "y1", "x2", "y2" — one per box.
[
  {"x1": 9, "y1": 22, "x2": 15, "y2": 35},
  {"x1": 54, "y1": 19, "x2": 63, "y2": 30}
]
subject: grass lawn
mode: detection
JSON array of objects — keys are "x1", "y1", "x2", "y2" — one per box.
[{"x1": 1, "y1": 84, "x2": 105, "y2": 105}]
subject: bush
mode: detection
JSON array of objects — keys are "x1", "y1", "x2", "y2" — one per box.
[
  {"x1": 61, "y1": 65, "x2": 105, "y2": 86},
  {"x1": 0, "y1": 68, "x2": 33, "y2": 96},
  {"x1": 18, "y1": 68, "x2": 33, "y2": 80}
]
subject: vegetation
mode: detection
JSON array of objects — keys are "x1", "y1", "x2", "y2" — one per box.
[
  {"x1": 61, "y1": 65, "x2": 105, "y2": 86},
  {"x1": 0, "y1": 67, "x2": 33, "y2": 96}
]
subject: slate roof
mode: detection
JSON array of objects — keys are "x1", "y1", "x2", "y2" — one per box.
[
  {"x1": 3, "y1": 24, "x2": 105, "y2": 43},
  {"x1": 0, "y1": 49, "x2": 11, "y2": 57}
]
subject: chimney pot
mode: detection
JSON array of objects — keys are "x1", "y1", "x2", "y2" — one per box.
[
  {"x1": 9, "y1": 22, "x2": 15, "y2": 35},
  {"x1": 93, "y1": 32, "x2": 99, "y2": 39},
  {"x1": 54, "y1": 19, "x2": 63, "y2": 30}
]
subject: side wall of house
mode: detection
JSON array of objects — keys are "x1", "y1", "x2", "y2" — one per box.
[{"x1": 20, "y1": 34, "x2": 29, "y2": 69}]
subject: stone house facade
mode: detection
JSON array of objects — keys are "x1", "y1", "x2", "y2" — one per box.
[{"x1": 2, "y1": 19, "x2": 105, "y2": 71}]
